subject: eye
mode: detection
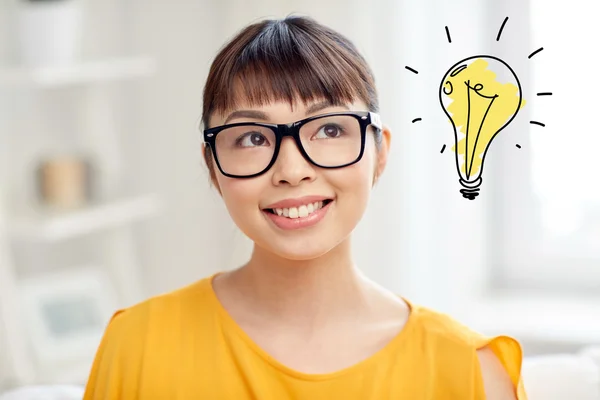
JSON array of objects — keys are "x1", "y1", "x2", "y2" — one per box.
[
  {"x1": 314, "y1": 124, "x2": 343, "y2": 139},
  {"x1": 237, "y1": 132, "x2": 270, "y2": 148}
]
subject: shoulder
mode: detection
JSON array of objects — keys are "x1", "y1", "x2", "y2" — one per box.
[
  {"x1": 409, "y1": 302, "x2": 483, "y2": 350},
  {"x1": 83, "y1": 276, "x2": 215, "y2": 398},
  {"x1": 108, "y1": 275, "x2": 212, "y2": 331},
  {"x1": 408, "y1": 302, "x2": 525, "y2": 399},
  {"x1": 410, "y1": 302, "x2": 522, "y2": 360},
  {"x1": 91, "y1": 277, "x2": 209, "y2": 358}
]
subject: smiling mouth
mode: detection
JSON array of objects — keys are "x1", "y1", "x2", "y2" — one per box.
[{"x1": 263, "y1": 199, "x2": 334, "y2": 218}]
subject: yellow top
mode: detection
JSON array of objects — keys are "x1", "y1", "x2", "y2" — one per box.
[{"x1": 84, "y1": 274, "x2": 527, "y2": 399}]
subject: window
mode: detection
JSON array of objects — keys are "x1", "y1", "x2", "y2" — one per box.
[{"x1": 496, "y1": 1, "x2": 600, "y2": 291}]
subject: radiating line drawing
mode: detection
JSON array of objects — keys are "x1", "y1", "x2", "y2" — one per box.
[
  {"x1": 496, "y1": 16, "x2": 509, "y2": 41},
  {"x1": 528, "y1": 47, "x2": 544, "y2": 59}
]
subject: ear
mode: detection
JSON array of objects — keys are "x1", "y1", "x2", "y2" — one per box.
[{"x1": 373, "y1": 125, "x2": 392, "y2": 185}]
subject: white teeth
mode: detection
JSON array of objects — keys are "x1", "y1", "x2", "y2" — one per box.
[
  {"x1": 298, "y1": 205, "x2": 308, "y2": 218},
  {"x1": 272, "y1": 200, "x2": 329, "y2": 219}
]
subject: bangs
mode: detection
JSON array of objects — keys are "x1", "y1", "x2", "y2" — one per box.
[{"x1": 202, "y1": 16, "x2": 378, "y2": 127}]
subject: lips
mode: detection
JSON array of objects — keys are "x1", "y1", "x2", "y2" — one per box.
[{"x1": 262, "y1": 199, "x2": 334, "y2": 230}]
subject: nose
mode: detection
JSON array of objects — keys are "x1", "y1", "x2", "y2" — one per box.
[{"x1": 271, "y1": 137, "x2": 316, "y2": 186}]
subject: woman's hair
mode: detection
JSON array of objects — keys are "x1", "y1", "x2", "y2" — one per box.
[{"x1": 201, "y1": 14, "x2": 380, "y2": 184}]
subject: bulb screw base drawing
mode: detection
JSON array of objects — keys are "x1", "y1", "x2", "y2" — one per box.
[{"x1": 459, "y1": 177, "x2": 482, "y2": 200}]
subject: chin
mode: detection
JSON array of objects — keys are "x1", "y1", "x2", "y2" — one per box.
[{"x1": 257, "y1": 237, "x2": 342, "y2": 262}]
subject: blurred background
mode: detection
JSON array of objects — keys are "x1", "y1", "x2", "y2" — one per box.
[{"x1": 0, "y1": 0, "x2": 598, "y2": 393}]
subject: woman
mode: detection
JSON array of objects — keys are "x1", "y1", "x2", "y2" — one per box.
[{"x1": 84, "y1": 15, "x2": 526, "y2": 399}]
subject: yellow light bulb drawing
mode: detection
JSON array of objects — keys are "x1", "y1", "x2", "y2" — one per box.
[
  {"x1": 406, "y1": 16, "x2": 550, "y2": 199},
  {"x1": 439, "y1": 56, "x2": 524, "y2": 200}
]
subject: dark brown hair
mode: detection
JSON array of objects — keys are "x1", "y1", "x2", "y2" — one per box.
[{"x1": 201, "y1": 15, "x2": 380, "y2": 184}]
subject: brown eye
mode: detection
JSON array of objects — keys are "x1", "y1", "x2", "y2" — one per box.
[
  {"x1": 238, "y1": 132, "x2": 269, "y2": 147},
  {"x1": 324, "y1": 125, "x2": 339, "y2": 137},
  {"x1": 250, "y1": 133, "x2": 266, "y2": 145},
  {"x1": 315, "y1": 124, "x2": 343, "y2": 139}
]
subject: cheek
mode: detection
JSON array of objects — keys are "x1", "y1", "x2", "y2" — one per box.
[
  {"x1": 217, "y1": 177, "x2": 264, "y2": 223},
  {"x1": 351, "y1": 141, "x2": 379, "y2": 185},
  {"x1": 328, "y1": 148, "x2": 377, "y2": 206},
  {"x1": 336, "y1": 163, "x2": 373, "y2": 192}
]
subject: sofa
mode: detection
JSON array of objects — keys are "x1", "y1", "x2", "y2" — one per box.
[
  {"x1": 1, "y1": 347, "x2": 599, "y2": 399},
  {"x1": 521, "y1": 346, "x2": 600, "y2": 400}
]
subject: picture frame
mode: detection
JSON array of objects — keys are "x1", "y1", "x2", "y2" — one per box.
[{"x1": 17, "y1": 266, "x2": 119, "y2": 380}]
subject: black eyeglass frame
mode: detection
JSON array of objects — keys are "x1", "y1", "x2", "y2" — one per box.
[{"x1": 202, "y1": 111, "x2": 382, "y2": 179}]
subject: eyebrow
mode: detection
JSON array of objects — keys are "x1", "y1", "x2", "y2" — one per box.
[
  {"x1": 224, "y1": 110, "x2": 269, "y2": 125},
  {"x1": 223, "y1": 101, "x2": 350, "y2": 125},
  {"x1": 305, "y1": 101, "x2": 349, "y2": 115}
]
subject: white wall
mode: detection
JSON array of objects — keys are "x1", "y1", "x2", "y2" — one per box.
[{"x1": 118, "y1": 0, "x2": 236, "y2": 294}]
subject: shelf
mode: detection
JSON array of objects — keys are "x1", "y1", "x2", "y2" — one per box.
[
  {"x1": 9, "y1": 194, "x2": 162, "y2": 242},
  {"x1": 0, "y1": 56, "x2": 156, "y2": 87}
]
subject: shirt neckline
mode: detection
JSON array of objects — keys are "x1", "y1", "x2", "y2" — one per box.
[{"x1": 203, "y1": 271, "x2": 419, "y2": 382}]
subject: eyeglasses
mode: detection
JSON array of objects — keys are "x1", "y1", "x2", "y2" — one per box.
[{"x1": 202, "y1": 111, "x2": 382, "y2": 178}]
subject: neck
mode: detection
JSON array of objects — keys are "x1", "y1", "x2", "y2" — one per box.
[{"x1": 229, "y1": 236, "x2": 374, "y2": 329}]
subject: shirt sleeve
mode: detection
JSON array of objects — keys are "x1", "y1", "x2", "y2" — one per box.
[
  {"x1": 475, "y1": 335, "x2": 528, "y2": 400},
  {"x1": 83, "y1": 309, "x2": 142, "y2": 400}
]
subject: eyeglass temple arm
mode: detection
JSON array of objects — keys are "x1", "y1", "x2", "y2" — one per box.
[{"x1": 369, "y1": 112, "x2": 383, "y2": 131}]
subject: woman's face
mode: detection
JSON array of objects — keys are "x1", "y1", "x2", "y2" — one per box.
[{"x1": 208, "y1": 98, "x2": 390, "y2": 261}]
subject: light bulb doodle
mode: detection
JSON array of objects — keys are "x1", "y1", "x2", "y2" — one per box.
[
  {"x1": 439, "y1": 56, "x2": 523, "y2": 200},
  {"x1": 405, "y1": 16, "x2": 551, "y2": 200}
]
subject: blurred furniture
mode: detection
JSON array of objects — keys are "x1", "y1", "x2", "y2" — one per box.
[
  {"x1": 0, "y1": 385, "x2": 83, "y2": 400},
  {"x1": 521, "y1": 346, "x2": 600, "y2": 400},
  {"x1": 0, "y1": 17, "x2": 160, "y2": 391}
]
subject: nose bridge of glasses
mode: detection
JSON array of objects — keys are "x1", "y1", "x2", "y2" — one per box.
[
  {"x1": 276, "y1": 121, "x2": 301, "y2": 139},
  {"x1": 274, "y1": 122, "x2": 311, "y2": 168}
]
